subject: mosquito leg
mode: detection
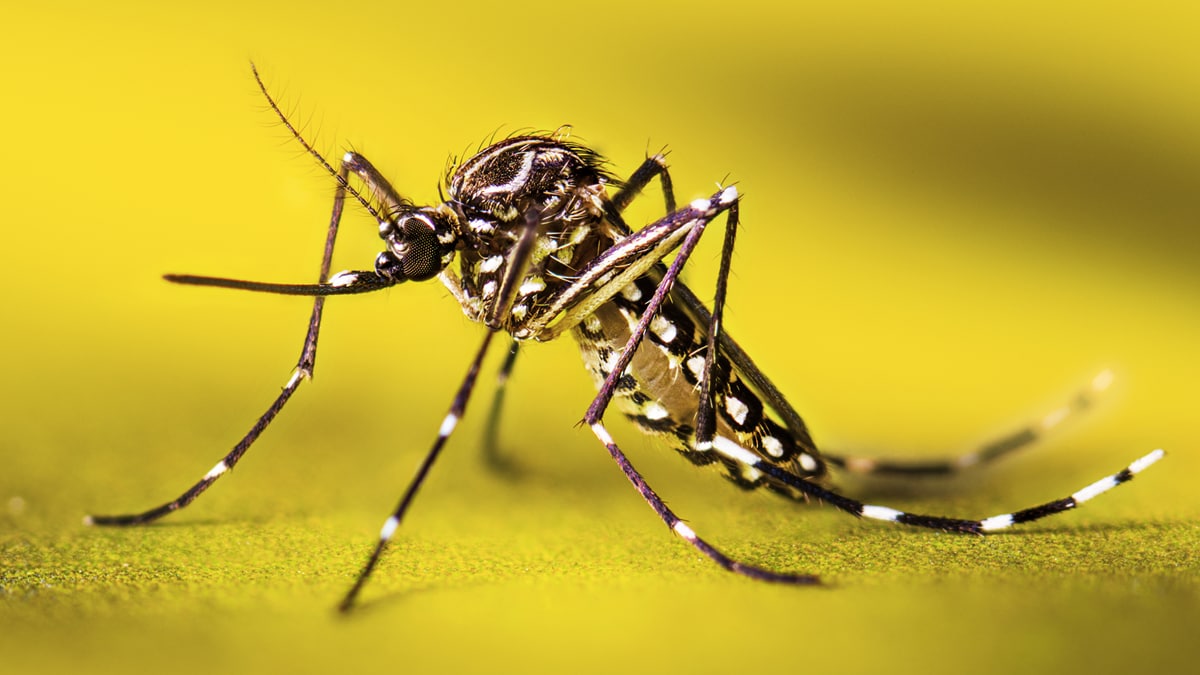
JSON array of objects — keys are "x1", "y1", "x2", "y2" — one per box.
[
  {"x1": 760, "y1": 448, "x2": 1163, "y2": 533},
  {"x1": 587, "y1": 421, "x2": 818, "y2": 583},
  {"x1": 824, "y1": 370, "x2": 1115, "y2": 477},
  {"x1": 481, "y1": 338, "x2": 522, "y2": 473},
  {"x1": 610, "y1": 152, "x2": 675, "y2": 214},
  {"x1": 693, "y1": 200, "x2": 738, "y2": 449},
  {"x1": 342, "y1": 190, "x2": 551, "y2": 609},
  {"x1": 85, "y1": 367, "x2": 308, "y2": 526},
  {"x1": 340, "y1": 329, "x2": 498, "y2": 612},
  {"x1": 88, "y1": 161, "x2": 353, "y2": 525},
  {"x1": 578, "y1": 188, "x2": 806, "y2": 582},
  {"x1": 86, "y1": 161, "x2": 351, "y2": 527},
  {"x1": 85, "y1": 64, "x2": 396, "y2": 527},
  {"x1": 488, "y1": 206, "x2": 548, "y2": 328}
]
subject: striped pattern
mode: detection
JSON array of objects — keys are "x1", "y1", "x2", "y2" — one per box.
[
  {"x1": 85, "y1": 366, "x2": 311, "y2": 526},
  {"x1": 848, "y1": 448, "x2": 1165, "y2": 532}
]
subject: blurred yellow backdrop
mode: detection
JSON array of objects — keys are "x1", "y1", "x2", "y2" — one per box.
[
  {"x1": 2, "y1": 1, "x2": 1197, "y2": 674},
  {"x1": 6, "y1": 0, "x2": 1196, "y2": 481}
]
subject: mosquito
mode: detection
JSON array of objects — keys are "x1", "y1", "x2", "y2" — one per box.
[{"x1": 87, "y1": 66, "x2": 1165, "y2": 611}]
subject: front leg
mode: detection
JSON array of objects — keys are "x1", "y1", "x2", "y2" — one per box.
[
  {"x1": 610, "y1": 152, "x2": 675, "y2": 216},
  {"x1": 86, "y1": 67, "x2": 372, "y2": 526}
]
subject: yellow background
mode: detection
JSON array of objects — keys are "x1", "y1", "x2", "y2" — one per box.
[{"x1": 3, "y1": 1, "x2": 1197, "y2": 674}]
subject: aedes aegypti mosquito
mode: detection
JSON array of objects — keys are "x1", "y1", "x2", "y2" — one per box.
[{"x1": 88, "y1": 66, "x2": 1164, "y2": 611}]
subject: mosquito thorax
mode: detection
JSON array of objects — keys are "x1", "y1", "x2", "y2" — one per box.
[
  {"x1": 447, "y1": 137, "x2": 610, "y2": 239},
  {"x1": 443, "y1": 136, "x2": 616, "y2": 330},
  {"x1": 375, "y1": 207, "x2": 459, "y2": 282}
]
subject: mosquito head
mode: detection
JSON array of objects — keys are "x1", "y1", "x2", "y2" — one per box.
[{"x1": 375, "y1": 206, "x2": 459, "y2": 282}]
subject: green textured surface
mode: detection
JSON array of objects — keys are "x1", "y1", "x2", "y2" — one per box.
[
  {"x1": 3, "y1": 1, "x2": 1199, "y2": 674},
  {"x1": 4, "y1": 475, "x2": 1198, "y2": 674}
]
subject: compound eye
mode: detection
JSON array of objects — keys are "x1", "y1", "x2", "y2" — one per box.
[{"x1": 380, "y1": 214, "x2": 442, "y2": 281}]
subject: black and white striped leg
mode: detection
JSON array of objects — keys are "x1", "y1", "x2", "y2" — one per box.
[
  {"x1": 694, "y1": 199, "x2": 739, "y2": 449},
  {"x1": 825, "y1": 370, "x2": 1115, "y2": 477},
  {"x1": 588, "y1": 421, "x2": 819, "y2": 583},
  {"x1": 760, "y1": 448, "x2": 1164, "y2": 533},
  {"x1": 340, "y1": 329, "x2": 498, "y2": 612},
  {"x1": 344, "y1": 189, "x2": 554, "y2": 608},
  {"x1": 85, "y1": 365, "x2": 311, "y2": 526},
  {"x1": 583, "y1": 189, "x2": 814, "y2": 582},
  {"x1": 481, "y1": 338, "x2": 522, "y2": 473},
  {"x1": 85, "y1": 80, "x2": 355, "y2": 526}
]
